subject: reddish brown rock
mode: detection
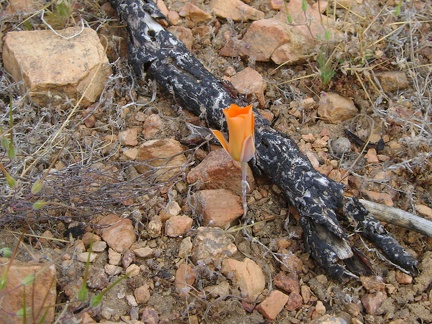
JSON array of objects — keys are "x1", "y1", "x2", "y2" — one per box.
[
  {"x1": 179, "y1": 3, "x2": 211, "y2": 23},
  {"x1": 3, "y1": 27, "x2": 111, "y2": 107},
  {"x1": 210, "y1": 0, "x2": 264, "y2": 21},
  {"x1": 274, "y1": 272, "x2": 300, "y2": 294},
  {"x1": 0, "y1": 258, "x2": 56, "y2": 324},
  {"x1": 194, "y1": 189, "x2": 243, "y2": 228},
  {"x1": 395, "y1": 271, "x2": 413, "y2": 285},
  {"x1": 136, "y1": 138, "x2": 187, "y2": 182},
  {"x1": 141, "y1": 306, "x2": 159, "y2": 324},
  {"x1": 187, "y1": 149, "x2": 255, "y2": 196},
  {"x1": 286, "y1": 291, "x2": 303, "y2": 311},
  {"x1": 98, "y1": 214, "x2": 137, "y2": 253},
  {"x1": 318, "y1": 92, "x2": 358, "y2": 123},
  {"x1": 230, "y1": 67, "x2": 267, "y2": 107},
  {"x1": 361, "y1": 291, "x2": 387, "y2": 315},
  {"x1": 142, "y1": 114, "x2": 164, "y2": 139},
  {"x1": 222, "y1": 258, "x2": 266, "y2": 303},
  {"x1": 175, "y1": 263, "x2": 197, "y2": 297},
  {"x1": 256, "y1": 290, "x2": 289, "y2": 320},
  {"x1": 165, "y1": 215, "x2": 193, "y2": 237}
]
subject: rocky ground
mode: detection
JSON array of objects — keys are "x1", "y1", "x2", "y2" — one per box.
[{"x1": 1, "y1": 0, "x2": 432, "y2": 323}]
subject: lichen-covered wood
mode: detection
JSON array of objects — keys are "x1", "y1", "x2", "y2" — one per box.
[{"x1": 110, "y1": 0, "x2": 418, "y2": 277}]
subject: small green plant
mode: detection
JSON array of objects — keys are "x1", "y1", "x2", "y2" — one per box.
[
  {"x1": 44, "y1": 0, "x2": 74, "y2": 29},
  {"x1": 317, "y1": 50, "x2": 336, "y2": 86}
]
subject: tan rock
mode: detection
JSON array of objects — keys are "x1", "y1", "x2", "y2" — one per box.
[
  {"x1": 119, "y1": 128, "x2": 139, "y2": 146},
  {"x1": 91, "y1": 241, "x2": 107, "y2": 253},
  {"x1": 395, "y1": 271, "x2": 413, "y2": 284},
  {"x1": 361, "y1": 190, "x2": 394, "y2": 206},
  {"x1": 269, "y1": 0, "x2": 285, "y2": 10},
  {"x1": 108, "y1": 248, "x2": 122, "y2": 265},
  {"x1": 135, "y1": 138, "x2": 187, "y2": 182},
  {"x1": 5, "y1": 0, "x2": 40, "y2": 13},
  {"x1": 365, "y1": 148, "x2": 379, "y2": 163},
  {"x1": 179, "y1": 3, "x2": 211, "y2": 23},
  {"x1": 123, "y1": 147, "x2": 138, "y2": 160},
  {"x1": 0, "y1": 258, "x2": 56, "y2": 324},
  {"x1": 81, "y1": 232, "x2": 102, "y2": 246},
  {"x1": 126, "y1": 264, "x2": 140, "y2": 277},
  {"x1": 134, "y1": 284, "x2": 151, "y2": 304},
  {"x1": 142, "y1": 114, "x2": 164, "y2": 139},
  {"x1": 194, "y1": 189, "x2": 243, "y2": 228},
  {"x1": 134, "y1": 246, "x2": 154, "y2": 258},
  {"x1": 256, "y1": 290, "x2": 289, "y2": 320},
  {"x1": 221, "y1": 17, "x2": 290, "y2": 62},
  {"x1": 167, "y1": 10, "x2": 180, "y2": 25},
  {"x1": 168, "y1": 26, "x2": 194, "y2": 51},
  {"x1": 318, "y1": 92, "x2": 357, "y2": 123},
  {"x1": 192, "y1": 227, "x2": 237, "y2": 266},
  {"x1": 415, "y1": 204, "x2": 432, "y2": 219},
  {"x1": 274, "y1": 272, "x2": 300, "y2": 294},
  {"x1": 376, "y1": 71, "x2": 409, "y2": 92},
  {"x1": 175, "y1": 263, "x2": 196, "y2": 296},
  {"x1": 230, "y1": 67, "x2": 267, "y2": 107},
  {"x1": 98, "y1": 214, "x2": 137, "y2": 253},
  {"x1": 311, "y1": 315, "x2": 348, "y2": 324},
  {"x1": 286, "y1": 291, "x2": 303, "y2": 311},
  {"x1": 3, "y1": 27, "x2": 111, "y2": 107},
  {"x1": 187, "y1": 149, "x2": 255, "y2": 196},
  {"x1": 361, "y1": 291, "x2": 387, "y2": 315},
  {"x1": 178, "y1": 237, "x2": 193, "y2": 258},
  {"x1": 204, "y1": 280, "x2": 231, "y2": 298},
  {"x1": 221, "y1": 258, "x2": 266, "y2": 303},
  {"x1": 148, "y1": 216, "x2": 163, "y2": 238},
  {"x1": 210, "y1": 0, "x2": 264, "y2": 21},
  {"x1": 165, "y1": 215, "x2": 193, "y2": 237},
  {"x1": 156, "y1": 0, "x2": 169, "y2": 17}
]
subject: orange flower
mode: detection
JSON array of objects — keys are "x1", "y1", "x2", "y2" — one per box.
[{"x1": 211, "y1": 104, "x2": 255, "y2": 162}]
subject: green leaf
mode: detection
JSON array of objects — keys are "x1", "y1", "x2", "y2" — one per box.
[
  {"x1": 302, "y1": 0, "x2": 308, "y2": 12},
  {"x1": 325, "y1": 29, "x2": 332, "y2": 41},
  {"x1": 6, "y1": 174, "x2": 16, "y2": 189},
  {"x1": 0, "y1": 247, "x2": 12, "y2": 258},
  {"x1": 7, "y1": 144, "x2": 16, "y2": 159},
  {"x1": 21, "y1": 273, "x2": 35, "y2": 286},
  {"x1": 31, "y1": 180, "x2": 44, "y2": 195},
  {"x1": 78, "y1": 286, "x2": 88, "y2": 301},
  {"x1": 33, "y1": 200, "x2": 47, "y2": 210},
  {"x1": 286, "y1": 13, "x2": 293, "y2": 24},
  {"x1": 1, "y1": 136, "x2": 8, "y2": 150},
  {"x1": 0, "y1": 276, "x2": 7, "y2": 290},
  {"x1": 90, "y1": 294, "x2": 103, "y2": 308},
  {"x1": 16, "y1": 307, "x2": 31, "y2": 318},
  {"x1": 395, "y1": 1, "x2": 402, "y2": 16}
]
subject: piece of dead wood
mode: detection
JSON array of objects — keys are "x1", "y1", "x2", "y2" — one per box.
[
  {"x1": 109, "y1": 0, "x2": 418, "y2": 277},
  {"x1": 359, "y1": 199, "x2": 432, "y2": 237}
]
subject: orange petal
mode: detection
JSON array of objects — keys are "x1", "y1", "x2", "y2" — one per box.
[{"x1": 211, "y1": 129, "x2": 230, "y2": 153}]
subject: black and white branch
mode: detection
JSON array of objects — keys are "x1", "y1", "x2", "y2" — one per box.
[{"x1": 110, "y1": 0, "x2": 418, "y2": 278}]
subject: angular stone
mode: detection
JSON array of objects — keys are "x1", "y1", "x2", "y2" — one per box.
[
  {"x1": 230, "y1": 67, "x2": 267, "y2": 107},
  {"x1": 361, "y1": 291, "x2": 387, "y2": 315},
  {"x1": 274, "y1": 272, "x2": 300, "y2": 294},
  {"x1": 376, "y1": 71, "x2": 409, "y2": 92},
  {"x1": 135, "y1": 138, "x2": 187, "y2": 182},
  {"x1": 194, "y1": 189, "x2": 243, "y2": 228},
  {"x1": 165, "y1": 215, "x2": 193, "y2": 237},
  {"x1": 179, "y1": 3, "x2": 211, "y2": 23},
  {"x1": 222, "y1": 258, "x2": 265, "y2": 303},
  {"x1": 142, "y1": 114, "x2": 164, "y2": 139},
  {"x1": 3, "y1": 27, "x2": 111, "y2": 107},
  {"x1": 256, "y1": 290, "x2": 289, "y2": 320},
  {"x1": 220, "y1": 17, "x2": 290, "y2": 62},
  {"x1": 192, "y1": 227, "x2": 237, "y2": 267},
  {"x1": 210, "y1": 0, "x2": 264, "y2": 21},
  {"x1": 119, "y1": 128, "x2": 139, "y2": 146},
  {"x1": 187, "y1": 149, "x2": 255, "y2": 196},
  {"x1": 286, "y1": 291, "x2": 303, "y2": 311},
  {"x1": 0, "y1": 258, "x2": 56, "y2": 324},
  {"x1": 175, "y1": 263, "x2": 196, "y2": 297},
  {"x1": 98, "y1": 214, "x2": 137, "y2": 253},
  {"x1": 318, "y1": 92, "x2": 357, "y2": 123}
]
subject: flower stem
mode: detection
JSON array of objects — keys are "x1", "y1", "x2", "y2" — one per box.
[{"x1": 241, "y1": 162, "x2": 249, "y2": 218}]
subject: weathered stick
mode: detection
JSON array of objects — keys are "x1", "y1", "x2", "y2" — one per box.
[
  {"x1": 110, "y1": 0, "x2": 418, "y2": 277},
  {"x1": 359, "y1": 199, "x2": 432, "y2": 237}
]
